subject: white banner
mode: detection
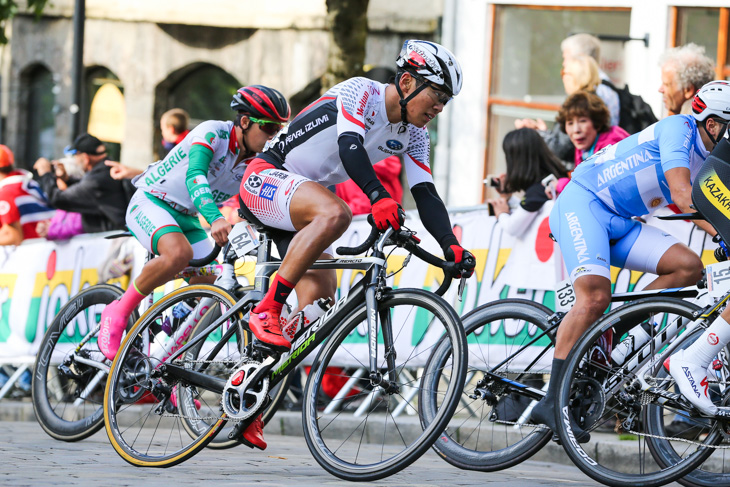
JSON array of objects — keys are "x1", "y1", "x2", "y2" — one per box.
[{"x1": 0, "y1": 208, "x2": 718, "y2": 370}]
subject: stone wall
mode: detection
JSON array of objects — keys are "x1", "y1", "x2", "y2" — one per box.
[{"x1": 7, "y1": 4, "x2": 438, "y2": 168}]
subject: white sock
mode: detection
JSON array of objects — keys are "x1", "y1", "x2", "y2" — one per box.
[{"x1": 685, "y1": 316, "x2": 730, "y2": 366}]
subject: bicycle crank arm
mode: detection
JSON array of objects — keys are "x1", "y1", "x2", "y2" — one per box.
[
  {"x1": 484, "y1": 372, "x2": 545, "y2": 402},
  {"x1": 157, "y1": 363, "x2": 226, "y2": 394}
]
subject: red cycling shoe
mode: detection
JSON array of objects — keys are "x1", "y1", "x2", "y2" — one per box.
[
  {"x1": 249, "y1": 308, "x2": 291, "y2": 350},
  {"x1": 241, "y1": 414, "x2": 267, "y2": 450}
]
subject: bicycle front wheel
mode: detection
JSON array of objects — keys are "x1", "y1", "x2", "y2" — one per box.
[
  {"x1": 104, "y1": 284, "x2": 244, "y2": 467},
  {"x1": 32, "y1": 284, "x2": 135, "y2": 441},
  {"x1": 302, "y1": 288, "x2": 467, "y2": 481},
  {"x1": 421, "y1": 299, "x2": 555, "y2": 471},
  {"x1": 555, "y1": 297, "x2": 718, "y2": 487}
]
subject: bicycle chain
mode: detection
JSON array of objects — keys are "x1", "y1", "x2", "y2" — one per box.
[
  {"x1": 153, "y1": 358, "x2": 248, "y2": 422},
  {"x1": 626, "y1": 428, "x2": 730, "y2": 449}
]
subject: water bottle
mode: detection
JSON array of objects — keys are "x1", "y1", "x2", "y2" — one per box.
[
  {"x1": 282, "y1": 298, "x2": 332, "y2": 342},
  {"x1": 610, "y1": 322, "x2": 655, "y2": 365},
  {"x1": 160, "y1": 300, "x2": 194, "y2": 336}
]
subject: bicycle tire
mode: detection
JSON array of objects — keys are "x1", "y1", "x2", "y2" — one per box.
[
  {"x1": 302, "y1": 288, "x2": 467, "y2": 481},
  {"x1": 555, "y1": 297, "x2": 718, "y2": 487},
  {"x1": 104, "y1": 284, "x2": 244, "y2": 467},
  {"x1": 422, "y1": 299, "x2": 555, "y2": 471},
  {"x1": 645, "y1": 324, "x2": 730, "y2": 487},
  {"x1": 32, "y1": 283, "x2": 136, "y2": 441}
]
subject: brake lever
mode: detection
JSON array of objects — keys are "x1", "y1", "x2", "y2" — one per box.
[{"x1": 457, "y1": 277, "x2": 467, "y2": 302}]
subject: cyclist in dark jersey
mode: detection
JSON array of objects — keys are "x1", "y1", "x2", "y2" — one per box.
[{"x1": 237, "y1": 40, "x2": 476, "y2": 450}]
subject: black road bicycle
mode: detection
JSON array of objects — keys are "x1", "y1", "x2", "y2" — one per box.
[{"x1": 102, "y1": 220, "x2": 470, "y2": 481}]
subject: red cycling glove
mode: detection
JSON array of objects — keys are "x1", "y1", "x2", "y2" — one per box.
[
  {"x1": 444, "y1": 244, "x2": 476, "y2": 278},
  {"x1": 371, "y1": 198, "x2": 404, "y2": 231}
]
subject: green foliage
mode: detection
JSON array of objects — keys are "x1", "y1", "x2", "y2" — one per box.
[{"x1": 0, "y1": 0, "x2": 49, "y2": 43}]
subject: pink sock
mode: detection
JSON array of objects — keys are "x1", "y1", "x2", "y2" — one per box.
[{"x1": 116, "y1": 280, "x2": 146, "y2": 317}]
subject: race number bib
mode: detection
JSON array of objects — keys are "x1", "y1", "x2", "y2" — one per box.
[
  {"x1": 707, "y1": 260, "x2": 730, "y2": 298},
  {"x1": 228, "y1": 222, "x2": 260, "y2": 258},
  {"x1": 555, "y1": 279, "x2": 576, "y2": 312}
]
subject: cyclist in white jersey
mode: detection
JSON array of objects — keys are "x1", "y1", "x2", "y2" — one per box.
[
  {"x1": 96, "y1": 85, "x2": 289, "y2": 368},
  {"x1": 236, "y1": 40, "x2": 476, "y2": 450},
  {"x1": 530, "y1": 81, "x2": 730, "y2": 435}
]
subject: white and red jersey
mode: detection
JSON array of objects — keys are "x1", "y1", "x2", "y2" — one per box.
[
  {"x1": 0, "y1": 169, "x2": 55, "y2": 239},
  {"x1": 259, "y1": 77, "x2": 434, "y2": 189}
]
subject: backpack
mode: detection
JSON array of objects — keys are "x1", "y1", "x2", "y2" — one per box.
[{"x1": 601, "y1": 79, "x2": 658, "y2": 135}]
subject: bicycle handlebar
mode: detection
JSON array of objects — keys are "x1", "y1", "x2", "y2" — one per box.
[
  {"x1": 336, "y1": 217, "x2": 469, "y2": 296},
  {"x1": 188, "y1": 244, "x2": 222, "y2": 268}
]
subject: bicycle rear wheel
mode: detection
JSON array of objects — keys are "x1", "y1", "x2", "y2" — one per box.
[
  {"x1": 645, "y1": 326, "x2": 730, "y2": 487},
  {"x1": 555, "y1": 297, "x2": 718, "y2": 487},
  {"x1": 32, "y1": 284, "x2": 136, "y2": 441},
  {"x1": 421, "y1": 299, "x2": 555, "y2": 471},
  {"x1": 302, "y1": 288, "x2": 467, "y2": 481},
  {"x1": 104, "y1": 285, "x2": 244, "y2": 467}
]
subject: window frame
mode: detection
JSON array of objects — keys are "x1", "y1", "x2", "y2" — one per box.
[
  {"x1": 670, "y1": 6, "x2": 730, "y2": 79},
  {"x1": 483, "y1": 4, "x2": 632, "y2": 201}
]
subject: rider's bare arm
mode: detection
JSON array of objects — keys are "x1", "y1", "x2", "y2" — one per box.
[{"x1": 665, "y1": 166, "x2": 717, "y2": 236}]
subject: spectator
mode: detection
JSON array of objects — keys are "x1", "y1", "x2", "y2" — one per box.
[
  {"x1": 561, "y1": 33, "x2": 620, "y2": 127},
  {"x1": 159, "y1": 108, "x2": 190, "y2": 159},
  {"x1": 517, "y1": 55, "x2": 602, "y2": 166},
  {"x1": 34, "y1": 133, "x2": 133, "y2": 233},
  {"x1": 0, "y1": 145, "x2": 55, "y2": 245},
  {"x1": 556, "y1": 90, "x2": 629, "y2": 178},
  {"x1": 517, "y1": 33, "x2": 622, "y2": 165},
  {"x1": 561, "y1": 55, "x2": 600, "y2": 95},
  {"x1": 487, "y1": 128, "x2": 568, "y2": 236},
  {"x1": 658, "y1": 43, "x2": 715, "y2": 116}
]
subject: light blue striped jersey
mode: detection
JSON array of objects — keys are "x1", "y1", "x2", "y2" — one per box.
[{"x1": 570, "y1": 114, "x2": 708, "y2": 218}]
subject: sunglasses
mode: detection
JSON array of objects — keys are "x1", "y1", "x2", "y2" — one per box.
[
  {"x1": 425, "y1": 84, "x2": 452, "y2": 106},
  {"x1": 249, "y1": 116, "x2": 283, "y2": 136}
]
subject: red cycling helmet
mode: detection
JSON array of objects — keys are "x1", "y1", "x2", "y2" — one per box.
[{"x1": 231, "y1": 85, "x2": 290, "y2": 123}]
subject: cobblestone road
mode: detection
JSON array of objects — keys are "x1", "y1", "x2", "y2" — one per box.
[{"x1": 0, "y1": 421, "x2": 609, "y2": 486}]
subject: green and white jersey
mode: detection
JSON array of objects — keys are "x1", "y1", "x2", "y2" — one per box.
[{"x1": 133, "y1": 120, "x2": 249, "y2": 224}]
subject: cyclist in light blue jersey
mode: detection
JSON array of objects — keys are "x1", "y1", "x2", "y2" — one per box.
[{"x1": 531, "y1": 81, "x2": 730, "y2": 434}]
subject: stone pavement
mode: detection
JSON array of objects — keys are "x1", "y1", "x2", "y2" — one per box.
[{"x1": 0, "y1": 420, "x2": 604, "y2": 487}]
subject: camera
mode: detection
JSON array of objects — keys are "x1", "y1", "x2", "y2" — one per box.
[{"x1": 484, "y1": 175, "x2": 500, "y2": 188}]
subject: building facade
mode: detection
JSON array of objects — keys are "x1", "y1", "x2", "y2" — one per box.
[
  {"x1": 5, "y1": 0, "x2": 439, "y2": 168},
  {"x1": 5, "y1": 1, "x2": 730, "y2": 208}
]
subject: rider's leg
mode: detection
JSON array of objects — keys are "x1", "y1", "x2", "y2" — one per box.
[
  {"x1": 642, "y1": 242, "x2": 703, "y2": 290},
  {"x1": 531, "y1": 275, "x2": 611, "y2": 435},
  {"x1": 668, "y1": 304, "x2": 730, "y2": 416},
  {"x1": 249, "y1": 182, "x2": 351, "y2": 349},
  {"x1": 98, "y1": 232, "x2": 193, "y2": 360}
]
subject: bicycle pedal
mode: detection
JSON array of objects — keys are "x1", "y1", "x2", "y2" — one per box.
[
  {"x1": 228, "y1": 420, "x2": 247, "y2": 440},
  {"x1": 238, "y1": 436, "x2": 265, "y2": 451},
  {"x1": 251, "y1": 338, "x2": 286, "y2": 356}
]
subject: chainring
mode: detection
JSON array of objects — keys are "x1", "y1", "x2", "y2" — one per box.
[
  {"x1": 221, "y1": 361, "x2": 269, "y2": 421},
  {"x1": 569, "y1": 376, "x2": 605, "y2": 432}
]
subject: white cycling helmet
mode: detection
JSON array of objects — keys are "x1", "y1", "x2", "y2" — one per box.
[
  {"x1": 394, "y1": 39, "x2": 463, "y2": 123},
  {"x1": 692, "y1": 80, "x2": 730, "y2": 143}
]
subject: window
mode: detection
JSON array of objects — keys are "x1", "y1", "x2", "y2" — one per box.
[
  {"x1": 167, "y1": 64, "x2": 240, "y2": 127},
  {"x1": 24, "y1": 65, "x2": 56, "y2": 164},
  {"x1": 674, "y1": 7, "x2": 730, "y2": 80},
  {"x1": 485, "y1": 5, "x2": 631, "y2": 199},
  {"x1": 154, "y1": 64, "x2": 240, "y2": 158},
  {"x1": 83, "y1": 67, "x2": 124, "y2": 161}
]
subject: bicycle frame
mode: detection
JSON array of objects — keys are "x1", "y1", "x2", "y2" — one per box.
[
  {"x1": 161, "y1": 229, "x2": 395, "y2": 399},
  {"x1": 482, "y1": 286, "x2": 719, "y2": 404}
]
